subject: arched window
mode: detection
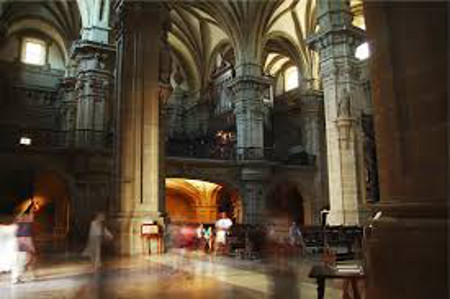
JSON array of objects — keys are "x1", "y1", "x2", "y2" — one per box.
[
  {"x1": 21, "y1": 38, "x2": 46, "y2": 66},
  {"x1": 284, "y1": 66, "x2": 299, "y2": 91}
]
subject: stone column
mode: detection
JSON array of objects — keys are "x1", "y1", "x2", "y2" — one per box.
[
  {"x1": 72, "y1": 41, "x2": 114, "y2": 147},
  {"x1": 158, "y1": 82, "x2": 172, "y2": 225},
  {"x1": 240, "y1": 164, "x2": 270, "y2": 224},
  {"x1": 301, "y1": 93, "x2": 328, "y2": 224},
  {"x1": 165, "y1": 87, "x2": 185, "y2": 138},
  {"x1": 113, "y1": 0, "x2": 169, "y2": 255},
  {"x1": 58, "y1": 59, "x2": 78, "y2": 146},
  {"x1": 308, "y1": 0, "x2": 366, "y2": 225},
  {"x1": 227, "y1": 63, "x2": 270, "y2": 159},
  {"x1": 364, "y1": 2, "x2": 447, "y2": 298}
]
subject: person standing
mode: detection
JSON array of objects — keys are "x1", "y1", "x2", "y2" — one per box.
[
  {"x1": 195, "y1": 223, "x2": 204, "y2": 251},
  {"x1": 203, "y1": 225, "x2": 212, "y2": 253},
  {"x1": 214, "y1": 212, "x2": 233, "y2": 255},
  {"x1": 82, "y1": 213, "x2": 113, "y2": 271}
]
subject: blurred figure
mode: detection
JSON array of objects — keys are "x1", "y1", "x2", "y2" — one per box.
[
  {"x1": 265, "y1": 213, "x2": 301, "y2": 299},
  {"x1": 195, "y1": 223, "x2": 204, "y2": 250},
  {"x1": 203, "y1": 225, "x2": 212, "y2": 253},
  {"x1": 13, "y1": 201, "x2": 37, "y2": 283},
  {"x1": 214, "y1": 212, "x2": 233, "y2": 255},
  {"x1": 181, "y1": 224, "x2": 195, "y2": 248},
  {"x1": 0, "y1": 223, "x2": 18, "y2": 280},
  {"x1": 288, "y1": 221, "x2": 306, "y2": 255},
  {"x1": 82, "y1": 213, "x2": 113, "y2": 271}
]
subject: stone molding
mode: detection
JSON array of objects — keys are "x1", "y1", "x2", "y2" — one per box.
[
  {"x1": 307, "y1": 25, "x2": 365, "y2": 52},
  {"x1": 226, "y1": 75, "x2": 271, "y2": 98}
]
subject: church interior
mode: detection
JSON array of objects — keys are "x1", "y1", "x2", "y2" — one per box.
[{"x1": 0, "y1": 0, "x2": 447, "y2": 298}]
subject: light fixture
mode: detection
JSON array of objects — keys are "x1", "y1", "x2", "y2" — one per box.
[
  {"x1": 19, "y1": 137, "x2": 32, "y2": 146},
  {"x1": 355, "y1": 42, "x2": 370, "y2": 60}
]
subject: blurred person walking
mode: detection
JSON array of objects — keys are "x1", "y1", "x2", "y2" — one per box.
[
  {"x1": 12, "y1": 200, "x2": 37, "y2": 283},
  {"x1": 288, "y1": 221, "x2": 306, "y2": 255},
  {"x1": 82, "y1": 213, "x2": 113, "y2": 271},
  {"x1": 203, "y1": 225, "x2": 212, "y2": 253}
]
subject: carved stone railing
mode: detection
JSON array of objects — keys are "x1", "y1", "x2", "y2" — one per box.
[{"x1": 166, "y1": 140, "x2": 314, "y2": 165}]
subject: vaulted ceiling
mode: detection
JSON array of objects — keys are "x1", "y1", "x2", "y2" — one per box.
[
  {"x1": 0, "y1": 0, "x2": 80, "y2": 61},
  {"x1": 0, "y1": 0, "x2": 365, "y2": 92}
]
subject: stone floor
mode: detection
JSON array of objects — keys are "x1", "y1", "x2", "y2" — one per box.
[{"x1": 0, "y1": 252, "x2": 346, "y2": 299}]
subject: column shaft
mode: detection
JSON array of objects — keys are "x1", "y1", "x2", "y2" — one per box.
[
  {"x1": 308, "y1": 0, "x2": 366, "y2": 225},
  {"x1": 227, "y1": 71, "x2": 270, "y2": 159},
  {"x1": 364, "y1": 2, "x2": 447, "y2": 298},
  {"x1": 113, "y1": 1, "x2": 168, "y2": 255}
]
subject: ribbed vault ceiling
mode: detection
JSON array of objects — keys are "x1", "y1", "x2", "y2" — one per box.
[
  {"x1": 0, "y1": 0, "x2": 365, "y2": 92},
  {"x1": 0, "y1": 0, "x2": 80, "y2": 61}
]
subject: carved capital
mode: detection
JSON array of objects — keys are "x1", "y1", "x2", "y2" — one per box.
[
  {"x1": 307, "y1": 25, "x2": 365, "y2": 53},
  {"x1": 226, "y1": 75, "x2": 271, "y2": 98}
]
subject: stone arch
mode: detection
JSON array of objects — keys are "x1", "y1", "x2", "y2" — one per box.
[
  {"x1": 265, "y1": 179, "x2": 306, "y2": 225},
  {"x1": 206, "y1": 39, "x2": 234, "y2": 78},
  {"x1": 0, "y1": 155, "x2": 78, "y2": 250},
  {"x1": 6, "y1": 18, "x2": 70, "y2": 62},
  {"x1": 263, "y1": 31, "x2": 309, "y2": 78},
  {"x1": 165, "y1": 177, "x2": 244, "y2": 224},
  {"x1": 215, "y1": 186, "x2": 243, "y2": 223}
]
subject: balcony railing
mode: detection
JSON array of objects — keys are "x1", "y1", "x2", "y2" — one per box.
[
  {"x1": 167, "y1": 141, "x2": 315, "y2": 165},
  {"x1": 0, "y1": 128, "x2": 112, "y2": 150}
]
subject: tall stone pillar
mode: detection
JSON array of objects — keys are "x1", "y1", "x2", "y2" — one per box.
[
  {"x1": 241, "y1": 164, "x2": 269, "y2": 224},
  {"x1": 301, "y1": 94, "x2": 328, "y2": 224},
  {"x1": 158, "y1": 82, "x2": 172, "y2": 225},
  {"x1": 227, "y1": 64, "x2": 270, "y2": 159},
  {"x1": 165, "y1": 86, "x2": 185, "y2": 138},
  {"x1": 308, "y1": 0, "x2": 366, "y2": 225},
  {"x1": 58, "y1": 58, "x2": 78, "y2": 145},
  {"x1": 72, "y1": 41, "x2": 114, "y2": 147},
  {"x1": 158, "y1": 21, "x2": 173, "y2": 225},
  {"x1": 113, "y1": 0, "x2": 169, "y2": 255},
  {"x1": 364, "y1": 2, "x2": 447, "y2": 298}
]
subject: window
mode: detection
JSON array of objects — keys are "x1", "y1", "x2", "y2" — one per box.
[
  {"x1": 22, "y1": 38, "x2": 46, "y2": 65},
  {"x1": 284, "y1": 66, "x2": 299, "y2": 91},
  {"x1": 355, "y1": 42, "x2": 370, "y2": 60}
]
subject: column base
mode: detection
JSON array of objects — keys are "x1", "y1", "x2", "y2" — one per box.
[
  {"x1": 109, "y1": 211, "x2": 165, "y2": 256},
  {"x1": 365, "y1": 203, "x2": 447, "y2": 299},
  {"x1": 327, "y1": 207, "x2": 370, "y2": 226}
]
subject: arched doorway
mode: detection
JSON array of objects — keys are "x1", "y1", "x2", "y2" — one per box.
[
  {"x1": 165, "y1": 178, "x2": 243, "y2": 224},
  {"x1": 0, "y1": 169, "x2": 70, "y2": 251},
  {"x1": 165, "y1": 179, "x2": 196, "y2": 223},
  {"x1": 265, "y1": 181, "x2": 305, "y2": 224},
  {"x1": 216, "y1": 187, "x2": 243, "y2": 223}
]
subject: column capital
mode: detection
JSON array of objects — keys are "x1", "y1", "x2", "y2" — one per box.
[
  {"x1": 307, "y1": 25, "x2": 365, "y2": 52},
  {"x1": 71, "y1": 40, "x2": 115, "y2": 74},
  {"x1": 226, "y1": 75, "x2": 271, "y2": 97}
]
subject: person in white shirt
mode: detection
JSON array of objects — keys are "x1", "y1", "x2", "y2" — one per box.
[
  {"x1": 214, "y1": 212, "x2": 233, "y2": 255},
  {"x1": 82, "y1": 213, "x2": 113, "y2": 271}
]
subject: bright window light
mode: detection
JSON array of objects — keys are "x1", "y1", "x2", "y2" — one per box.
[
  {"x1": 355, "y1": 42, "x2": 370, "y2": 60},
  {"x1": 285, "y1": 66, "x2": 299, "y2": 91},
  {"x1": 19, "y1": 137, "x2": 32, "y2": 146},
  {"x1": 22, "y1": 38, "x2": 46, "y2": 65}
]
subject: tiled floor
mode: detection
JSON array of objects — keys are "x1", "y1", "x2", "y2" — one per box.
[{"x1": 0, "y1": 252, "x2": 344, "y2": 299}]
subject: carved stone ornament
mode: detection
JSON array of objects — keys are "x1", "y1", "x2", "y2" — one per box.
[{"x1": 337, "y1": 88, "x2": 352, "y2": 118}]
